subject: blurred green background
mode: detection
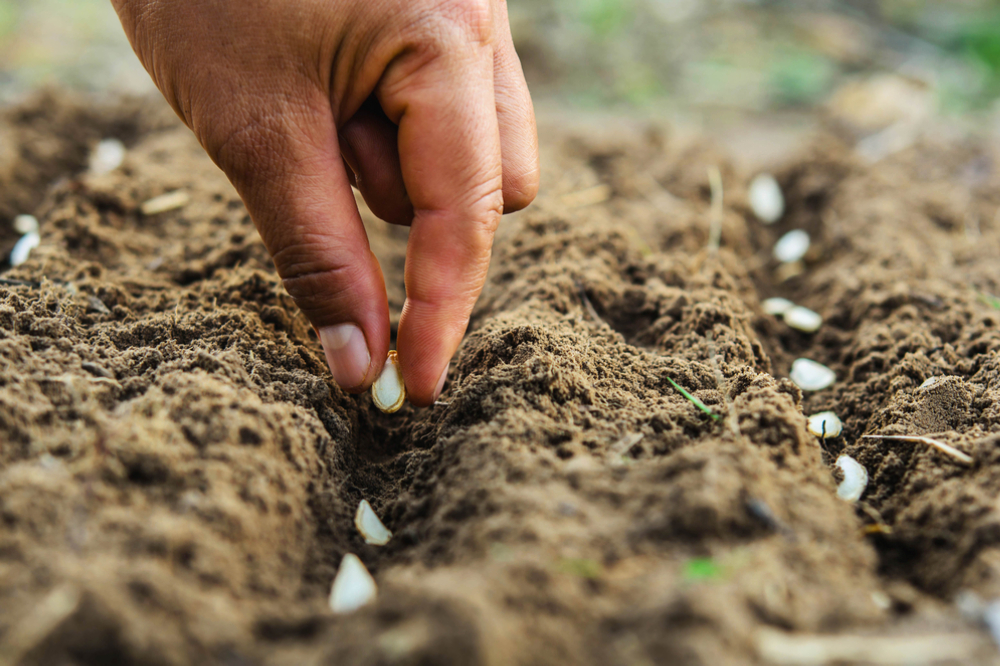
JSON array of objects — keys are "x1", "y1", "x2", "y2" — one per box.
[{"x1": 3, "y1": 0, "x2": 1000, "y2": 123}]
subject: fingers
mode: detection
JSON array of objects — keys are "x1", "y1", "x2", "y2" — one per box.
[
  {"x1": 492, "y1": 0, "x2": 540, "y2": 212},
  {"x1": 211, "y1": 95, "x2": 391, "y2": 393},
  {"x1": 339, "y1": 97, "x2": 414, "y2": 226},
  {"x1": 377, "y1": 18, "x2": 504, "y2": 406}
]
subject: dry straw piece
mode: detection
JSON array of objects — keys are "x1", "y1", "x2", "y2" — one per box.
[
  {"x1": 862, "y1": 434, "x2": 973, "y2": 465},
  {"x1": 372, "y1": 350, "x2": 405, "y2": 413}
]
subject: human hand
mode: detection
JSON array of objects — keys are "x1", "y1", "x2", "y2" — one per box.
[{"x1": 111, "y1": 0, "x2": 539, "y2": 405}]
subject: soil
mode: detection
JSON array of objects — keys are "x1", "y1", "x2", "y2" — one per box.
[{"x1": 0, "y1": 91, "x2": 999, "y2": 665}]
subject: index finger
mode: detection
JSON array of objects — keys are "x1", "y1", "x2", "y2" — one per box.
[{"x1": 377, "y1": 13, "x2": 504, "y2": 406}]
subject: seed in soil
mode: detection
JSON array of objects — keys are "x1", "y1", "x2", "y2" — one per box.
[
  {"x1": 354, "y1": 499, "x2": 392, "y2": 546},
  {"x1": 89, "y1": 138, "x2": 126, "y2": 176},
  {"x1": 372, "y1": 350, "x2": 405, "y2": 413},
  {"x1": 762, "y1": 297, "x2": 794, "y2": 316},
  {"x1": 748, "y1": 173, "x2": 784, "y2": 224},
  {"x1": 919, "y1": 377, "x2": 940, "y2": 390},
  {"x1": 836, "y1": 455, "x2": 868, "y2": 502},
  {"x1": 140, "y1": 190, "x2": 190, "y2": 216},
  {"x1": 329, "y1": 553, "x2": 377, "y2": 614},
  {"x1": 784, "y1": 306, "x2": 822, "y2": 333},
  {"x1": 10, "y1": 232, "x2": 40, "y2": 267},
  {"x1": 13, "y1": 214, "x2": 38, "y2": 235},
  {"x1": 807, "y1": 411, "x2": 842, "y2": 438},
  {"x1": 773, "y1": 230, "x2": 810, "y2": 263},
  {"x1": 789, "y1": 358, "x2": 836, "y2": 391}
]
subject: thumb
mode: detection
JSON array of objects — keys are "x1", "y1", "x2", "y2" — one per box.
[{"x1": 208, "y1": 101, "x2": 391, "y2": 392}]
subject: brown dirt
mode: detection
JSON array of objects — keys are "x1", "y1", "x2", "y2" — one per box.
[{"x1": 0, "y1": 91, "x2": 999, "y2": 665}]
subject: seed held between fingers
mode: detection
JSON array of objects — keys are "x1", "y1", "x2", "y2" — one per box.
[{"x1": 372, "y1": 350, "x2": 405, "y2": 413}]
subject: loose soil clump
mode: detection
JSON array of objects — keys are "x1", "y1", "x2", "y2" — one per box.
[{"x1": 0, "y1": 92, "x2": 998, "y2": 665}]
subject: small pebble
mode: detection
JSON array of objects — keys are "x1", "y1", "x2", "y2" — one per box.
[
  {"x1": 329, "y1": 553, "x2": 377, "y2": 614},
  {"x1": 784, "y1": 305, "x2": 823, "y2": 333},
  {"x1": 354, "y1": 499, "x2": 392, "y2": 546},
  {"x1": 141, "y1": 190, "x2": 190, "y2": 216},
  {"x1": 748, "y1": 173, "x2": 784, "y2": 224},
  {"x1": 13, "y1": 214, "x2": 38, "y2": 235},
  {"x1": 789, "y1": 358, "x2": 836, "y2": 391},
  {"x1": 807, "y1": 411, "x2": 842, "y2": 438},
  {"x1": 89, "y1": 138, "x2": 126, "y2": 175},
  {"x1": 9, "y1": 231, "x2": 40, "y2": 266},
  {"x1": 762, "y1": 297, "x2": 794, "y2": 316},
  {"x1": 773, "y1": 230, "x2": 810, "y2": 263},
  {"x1": 836, "y1": 455, "x2": 868, "y2": 502}
]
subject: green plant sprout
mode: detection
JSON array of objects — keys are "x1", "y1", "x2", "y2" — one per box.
[
  {"x1": 683, "y1": 557, "x2": 723, "y2": 582},
  {"x1": 666, "y1": 377, "x2": 722, "y2": 422},
  {"x1": 976, "y1": 290, "x2": 1000, "y2": 310}
]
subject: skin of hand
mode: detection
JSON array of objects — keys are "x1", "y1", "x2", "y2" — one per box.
[{"x1": 111, "y1": 0, "x2": 539, "y2": 406}]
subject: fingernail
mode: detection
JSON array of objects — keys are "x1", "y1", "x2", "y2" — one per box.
[
  {"x1": 319, "y1": 324, "x2": 371, "y2": 390},
  {"x1": 433, "y1": 365, "x2": 449, "y2": 401}
]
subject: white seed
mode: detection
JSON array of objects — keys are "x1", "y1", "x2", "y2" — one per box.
[
  {"x1": 773, "y1": 229, "x2": 810, "y2": 264},
  {"x1": 9, "y1": 231, "x2": 40, "y2": 267},
  {"x1": 919, "y1": 377, "x2": 940, "y2": 390},
  {"x1": 984, "y1": 600, "x2": 1000, "y2": 649},
  {"x1": 330, "y1": 553, "x2": 377, "y2": 614},
  {"x1": 355, "y1": 499, "x2": 392, "y2": 546},
  {"x1": 807, "y1": 411, "x2": 842, "y2": 438},
  {"x1": 372, "y1": 350, "x2": 405, "y2": 413},
  {"x1": 748, "y1": 173, "x2": 784, "y2": 224},
  {"x1": 836, "y1": 455, "x2": 868, "y2": 502},
  {"x1": 140, "y1": 190, "x2": 190, "y2": 216},
  {"x1": 13, "y1": 214, "x2": 38, "y2": 235},
  {"x1": 88, "y1": 138, "x2": 126, "y2": 175},
  {"x1": 784, "y1": 305, "x2": 823, "y2": 333},
  {"x1": 762, "y1": 297, "x2": 795, "y2": 316},
  {"x1": 871, "y1": 591, "x2": 892, "y2": 610},
  {"x1": 789, "y1": 358, "x2": 836, "y2": 391}
]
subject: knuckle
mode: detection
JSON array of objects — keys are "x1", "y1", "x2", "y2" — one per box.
[
  {"x1": 275, "y1": 246, "x2": 361, "y2": 313},
  {"x1": 470, "y1": 186, "x2": 504, "y2": 237},
  {"x1": 449, "y1": 0, "x2": 494, "y2": 45},
  {"x1": 415, "y1": 0, "x2": 494, "y2": 48}
]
